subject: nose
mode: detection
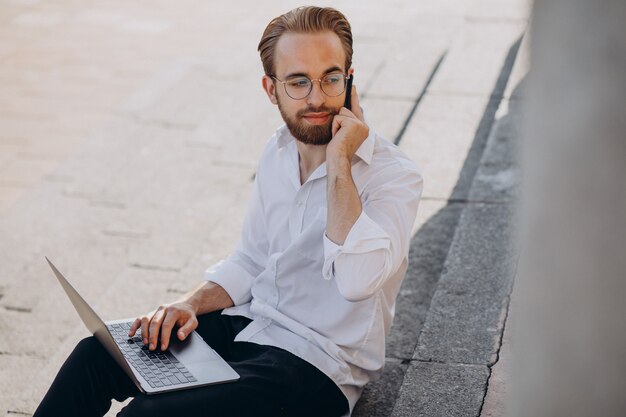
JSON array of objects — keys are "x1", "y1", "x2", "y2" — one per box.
[{"x1": 306, "y1": 80, "x2": 326, "y2": 108}]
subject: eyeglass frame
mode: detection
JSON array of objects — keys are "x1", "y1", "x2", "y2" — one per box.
[{"x1": 269, "y1": 72, "x2": 350, "y2": 100}]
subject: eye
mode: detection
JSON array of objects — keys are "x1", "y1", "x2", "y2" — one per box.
[
  {"x1": 287, "y1": 78, "x2": 310, "y2": 88},
  {"x1": 323, "y1": 74, "x2": 343, "y2": 84}
]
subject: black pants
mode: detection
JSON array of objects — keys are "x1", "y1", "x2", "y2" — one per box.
[{"x1": 34, "y1": 311, "x2": 348, "y2": 417}]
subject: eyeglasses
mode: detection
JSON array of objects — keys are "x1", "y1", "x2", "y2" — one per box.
[{"x1": 270, "y1": 73, "x2": 349, "y2": 100}]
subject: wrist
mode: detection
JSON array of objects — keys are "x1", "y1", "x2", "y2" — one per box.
[
  {"x1": 326, "y1": 153, "x2": 351, "y2": 172},
  {"x1": 182, "y1": 286, "x2": 205, "y2": 315},
  {"x1": 326, "y1": 143, "x2": 351, "y2": 160},
  {"x1": 181, "y1": 295, "x2": 199, "y2": 315},
  {"x1": 187, "y1": 281, "x2": 234, "y2": 315}
]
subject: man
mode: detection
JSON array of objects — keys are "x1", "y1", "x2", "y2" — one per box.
[{"x1": 34, "y1": 6, "x2": 422, "y2": 417}]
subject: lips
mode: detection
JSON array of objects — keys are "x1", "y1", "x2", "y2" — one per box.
[{"x1": 302, "y1": 112, "x2": 331, "y2": 124}]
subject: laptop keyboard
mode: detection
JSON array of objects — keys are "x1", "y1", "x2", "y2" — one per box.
[{"x1": 107, "y1": 322, "x2": 198, "y2": 388}]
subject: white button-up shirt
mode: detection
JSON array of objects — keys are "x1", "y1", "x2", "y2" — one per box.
[{"x1": 205, "y1": 121, "x2": 422, "y2": 414}]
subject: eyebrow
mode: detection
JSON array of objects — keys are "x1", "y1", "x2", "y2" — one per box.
[{"x1": 284, "y1": 65, "x2": 344, "y2": 79}]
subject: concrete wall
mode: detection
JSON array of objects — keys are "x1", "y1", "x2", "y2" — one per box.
[{"x1": 513, "y1": 1, "x2": 626, "y2": 416}]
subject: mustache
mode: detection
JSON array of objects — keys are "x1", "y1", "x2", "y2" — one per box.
[{"x1": 296, "y1": 106, "x2": 339, "y2": 118}]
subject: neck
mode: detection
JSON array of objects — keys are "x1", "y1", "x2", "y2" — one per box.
[{"x1": 295, "y1": 141, "x2": 328, "y2": 185}]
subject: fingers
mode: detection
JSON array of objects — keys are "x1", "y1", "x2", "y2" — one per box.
[
  {"x1": 338, "y1": 107, "x2": 353, "y2": 116},
  {"x1": 332, "y1": 112, "x2": 358, "y2": 136},
  {"x1": 177, "y1": 316, "x2": 198, "y2": 341},
  {"x1": 332, "y1": 114, "x2": 343, "y2": 137},
  {"x1": 159, "y1": 311, "x2": 178, "y2": 351},
  {"x1": 128, "y1": 304, "x2": 196, "y2": 351},
  {"x1": 148, "y1": 307, "x2": 166, "y2": 350},
  {"x1": 141, "y1": 316, "x2": 151, "y2": 344},
  {"x1": 128, "y1": 318, "x2": 141, "y2": 337},
  {"x1": 129, "y1": 312, "x2": 156, "y2": 345}
]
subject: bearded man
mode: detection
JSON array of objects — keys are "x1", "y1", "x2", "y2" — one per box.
[{"x1": 34, "y1": 6, "x2": 422, "y2": 417}]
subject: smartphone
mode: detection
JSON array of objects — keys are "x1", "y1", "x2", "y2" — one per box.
[{"x1": 344, "y1": 74, "x2": 353, "y2": 110}]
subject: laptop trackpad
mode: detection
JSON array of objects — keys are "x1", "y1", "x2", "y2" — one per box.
[{"x1": 168, "y1": 331, "x2": 220, "y2": 363}]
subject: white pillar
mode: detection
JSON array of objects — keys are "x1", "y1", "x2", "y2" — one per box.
[{"x1": 512, "y1": 0, "x2": 626, "y2": 416}]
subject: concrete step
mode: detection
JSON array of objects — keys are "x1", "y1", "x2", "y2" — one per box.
[{"x1": 399, "y1": 42, "x2": 524, "y2": 417}]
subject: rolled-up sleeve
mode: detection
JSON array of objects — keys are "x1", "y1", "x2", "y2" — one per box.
[
  {"x1": 322, "y1": 166, "x2": 423, "y2": 302},
  {"x1": 204, "y1": 174, "x2": 269, "y2": 306}
]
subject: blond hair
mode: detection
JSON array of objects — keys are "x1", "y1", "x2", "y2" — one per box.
[{"x1": 258, "y1": 6, "x2": 353, "y2": 76}]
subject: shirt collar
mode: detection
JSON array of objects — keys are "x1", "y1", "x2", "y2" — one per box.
[
  {"x1": 276, "y1": 124, "x2": 293, "y2": 149},
  {"x1": 354, "y1": 129, "x2": 374, "y2": 166},
  {"x1": 275, "y1": 107, "x2": 375, "y2": 166}
]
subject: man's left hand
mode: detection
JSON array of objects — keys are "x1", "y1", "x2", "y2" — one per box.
[{"x1": 327, "y1": 84, "x2": 369, "y2": 161}]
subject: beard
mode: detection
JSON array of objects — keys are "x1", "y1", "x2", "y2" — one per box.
[{"x1": 276, "y1": 96, "x2": 340, "y2": 146}]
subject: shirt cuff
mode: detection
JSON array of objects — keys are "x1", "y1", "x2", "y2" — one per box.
[
  {"x1": 322, "y1": 210, "x2": 390, "y2": 281},
  {"x1": 203, "y1": 260, "x2": 254, "y2": 306}
]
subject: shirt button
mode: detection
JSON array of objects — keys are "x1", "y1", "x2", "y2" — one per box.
[{"x1": 296, "y1": 201, "x2": 303, "y2": 206}]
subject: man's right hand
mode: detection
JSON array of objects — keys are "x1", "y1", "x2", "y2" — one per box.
[{"x1": 128, "y1": 300, "x2": 199, "y2": 352}]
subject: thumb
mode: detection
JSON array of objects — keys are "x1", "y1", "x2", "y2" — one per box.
[
  {"x1": 177, "y1": 316, "x2": 198, "y2": 340},
  {"x1": 332, "y1": 114, "x2": 343, "y2": 137}
]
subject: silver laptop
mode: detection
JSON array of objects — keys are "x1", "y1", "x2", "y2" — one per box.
[{"x1": 45, "y1": 257, "x2": 240, "y2": 394}]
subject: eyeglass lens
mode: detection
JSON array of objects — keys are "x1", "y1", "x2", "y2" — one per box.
[{"x1": 284, "y1": 74, "x2": 347, "y2": 99}]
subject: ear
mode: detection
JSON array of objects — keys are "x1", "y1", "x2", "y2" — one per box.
[{"x1": 262, "y1": 75, "x2": 278, "y2": 105}]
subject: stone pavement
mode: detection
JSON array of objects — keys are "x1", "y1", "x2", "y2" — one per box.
[{"x1": 0, "y1": 1, "x2": 529, "y2": 415}]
